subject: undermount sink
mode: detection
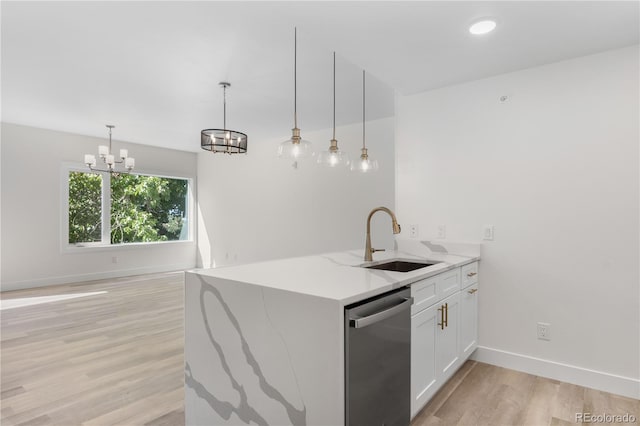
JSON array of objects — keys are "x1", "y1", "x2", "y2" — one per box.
[{"x1": 362, "y1": 259, "x2": 440, "y2": 273}]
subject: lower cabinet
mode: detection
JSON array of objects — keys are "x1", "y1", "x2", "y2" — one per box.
[
  {"x1": 460, "y1": 283, "x2": 478, "y2": 360},
  {"x1": 411, "y1": 293, "x2": 461, "y2": 417},
  {"x1": 411, "y1": 303, "x2": 438, "y2": 417},
  {"x1": 436, "y1": 292, "x2": 460, "y2": 383},
  {"x1": 411, "y1": 263, "x2": 479, "y2": 419}
]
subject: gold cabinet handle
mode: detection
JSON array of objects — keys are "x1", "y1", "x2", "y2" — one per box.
[
  {"x1": 437, "y1": 305, "x2": 445, "y2": 330},
  {"x1": 467, "y1": 272, "x2": 477, "y2": 277},
  {"x1": 444, "y1": 303, "x2": 448, "y2": 328},
  {"x1": 467, "y1": 288, "x2": 478, "y2": 294}
]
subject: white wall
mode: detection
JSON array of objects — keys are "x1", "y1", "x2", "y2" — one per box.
[
  {"x1": 197, "y1": 117, "x2": 395, "y2": 269},
  {"x1": 396, "y1": 46, "x2": 639, "y2": 397},
  {"x1": 1, "y1": 123, "x2": 198, "y2": 291}
]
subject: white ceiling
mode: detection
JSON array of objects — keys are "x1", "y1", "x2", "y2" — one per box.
[{"x1": 2, "y1": 1, "x2": 638, "y2": 152}]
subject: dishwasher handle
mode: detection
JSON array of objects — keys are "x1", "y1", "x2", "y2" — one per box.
[{"x1": 349, "y1": 297, "x2": 414, "y2": 329}]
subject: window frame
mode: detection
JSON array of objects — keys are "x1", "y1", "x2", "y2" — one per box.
[{"x1": 61, "y1": 162, "x2": 195, "y2": 253}]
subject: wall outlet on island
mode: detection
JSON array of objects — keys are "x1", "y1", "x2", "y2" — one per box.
[
  {"x1": 111, "y1": 256, "x2": 118, "y2": 264},
  {"x1": 409, "y1": 224, "x2": 419, "y2": 238},
  {"x1": 437, "y1": 225, "x2": 446, "y2": 239}
]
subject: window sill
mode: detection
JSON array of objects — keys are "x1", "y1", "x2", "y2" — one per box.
[{"x1": 62, "y1": 239, "x2": 194, "y2": 254}]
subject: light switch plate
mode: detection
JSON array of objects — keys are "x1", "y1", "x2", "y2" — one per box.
[{"x1": 483, "y1": 224, "x2": 494, "y2": 240}]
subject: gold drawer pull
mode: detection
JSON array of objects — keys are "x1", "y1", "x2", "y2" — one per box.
[
  {"x1": 467, "y1": 272, "x2": 477, "y2": 277},
  {"x1": 467, "y1": 288, "x2": 478, "y2": 294}
]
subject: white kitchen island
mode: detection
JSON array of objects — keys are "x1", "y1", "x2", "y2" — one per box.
[{"x1": 184, "y1": 240, "x2": 480, "y2": 426}]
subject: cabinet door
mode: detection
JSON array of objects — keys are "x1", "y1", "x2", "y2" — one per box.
[
  {"x1": 436, "y1": 292, "x2": 460, "y2": 383},
  {"x1": 411, "y1": 303, "x2": 439, "y2": 418},
  {"x1": 460, "y1": 284, "x2": 478, "y2": 360}
]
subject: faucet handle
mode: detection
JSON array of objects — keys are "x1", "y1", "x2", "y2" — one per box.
[{"x1": 372, "y1": 248, "x2": 386, "y2": 253}]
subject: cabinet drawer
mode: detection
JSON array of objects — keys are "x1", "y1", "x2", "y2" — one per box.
[
  {"x1": 411, "y1": 277, "x2": 438, "y2": 315},
  {"x1": 411, "y1": 268, "x2": 460, "y2": 315},
  {"x1": 437, "y1": 269, "x2": 461, "y2": 300},
  {"x1": 461, "y1": 262, "x2": 478, "y2": 288}
]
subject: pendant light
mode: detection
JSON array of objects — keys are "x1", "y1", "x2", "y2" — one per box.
[
  {"x1": 84, "y1": 125, "x2": 135, "y2": 174},
  {"x1": 278, "y1": 27, "x2": 313, "y2": 159},
  {"x1": 201, "y1": 82, "x2": 248, "y2": 154},
  {"x1": 351, "y1": 71, "x2": 378, "y2": 173},
  {"x1": 317, "y1": 52, "x2": 349, "y2": 168}
]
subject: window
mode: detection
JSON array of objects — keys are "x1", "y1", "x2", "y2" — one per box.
[
  {"x1": 68, "y1": 171, "x2": 103, "y2": 243},
  {"x1": 66, "y1": 169, "x2": 191, "y2": 246}
]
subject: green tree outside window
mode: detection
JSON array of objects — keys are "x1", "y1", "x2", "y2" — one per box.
[{"x1": 68, "y1": 171, "x2": 188, "y2": 245}]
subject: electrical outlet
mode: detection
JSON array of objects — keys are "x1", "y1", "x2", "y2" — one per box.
[
  {"x1": 537, "y1": 322, "x2": 551, "y2": 341},
  {"x1": 483, "y1": 224, "x2": 494, "y2": 240},
  {"x1": 111, "y1": 256, "x2": 118, "y2": 264},
  {"x1": 409, "y1": 224, "x2": 419, "y2": 238},
  {"x1": 437, "y1": 225, "x2": 446, "y2": 239}
]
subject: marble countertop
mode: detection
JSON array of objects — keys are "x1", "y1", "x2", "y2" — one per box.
[{"x1": 189, "y1": 239, "x2": 481, "y2": 306}]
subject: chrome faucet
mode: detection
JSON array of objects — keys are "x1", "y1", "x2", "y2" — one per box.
[{"x1": 364, "y1": 207, "x2": 401, "y2": 261}]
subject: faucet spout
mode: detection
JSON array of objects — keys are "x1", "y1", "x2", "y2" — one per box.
[{"x1": 364, "y1": 206, "x2": 401, "y2": 262}]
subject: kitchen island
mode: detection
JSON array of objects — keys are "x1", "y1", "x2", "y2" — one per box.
[{"x1": 184, "y1": 240, "x2": 480, "y2": 426}]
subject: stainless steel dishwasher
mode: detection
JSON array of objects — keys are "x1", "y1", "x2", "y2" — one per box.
[{"x1": 345, "y1": 286, "x2": 413, "y2": 426}]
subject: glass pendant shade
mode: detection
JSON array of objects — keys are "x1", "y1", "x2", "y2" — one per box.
[
  {"x1": 278, "y1": 128, "x2": 313, "y2": 159},
  {"x1": 351, "y1": 148, "x2": 379, "y2": 172},
  {"x1": 318, "y1": 149, "x2": 349, "y2": 167},
  {"x1": 318, "y1": 139, "x2": 349, "y2": 167}
]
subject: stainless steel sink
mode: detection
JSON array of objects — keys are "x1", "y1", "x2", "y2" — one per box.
[{"x1": 361, "y1": 259, "x2": 440, "y2": 273}]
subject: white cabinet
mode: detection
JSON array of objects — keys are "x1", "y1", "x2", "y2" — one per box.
[
  {"x1": 460, "y1": 283, "x2": 478, "y2": 360},
  {"x1": 411, "y1": 303, "x2": 438, "y2": 417},
  {"x1": 436, "y1": 292, "x2": 460, "y2": 383},
  {"x1": 410, "y1": 262, "x2": 478, "y2": 419}
]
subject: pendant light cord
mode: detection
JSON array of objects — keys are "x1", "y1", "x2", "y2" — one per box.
[
  {"x1": 294, "y1": 27, "x2": 298, "y2": 129},
  {"x1": 223, "y1": 84, "x2": 227, "y2": 130},
  {"x1": 333, "y1": 52, "x2": 336, "y2": 140},
  {"x1": 362, "y1": 70, "x2": 366, "y2": 150}
]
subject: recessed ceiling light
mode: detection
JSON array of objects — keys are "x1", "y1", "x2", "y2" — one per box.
[{"x1": 469, "y1": 20, "x2": 497, "y2": 35}]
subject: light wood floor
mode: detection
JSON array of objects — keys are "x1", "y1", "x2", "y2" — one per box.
[
  {"x1": 1, "y1": 272, "x2": 638, "y2": 426},
  {"x1": 411, "y1": 362, "x2": 639, "y2": 426},
  {"x1": 1, "y1": 272, "x2": 185, "y2": 426}
]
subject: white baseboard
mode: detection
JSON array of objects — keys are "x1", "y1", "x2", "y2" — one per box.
[
  {"x1": 471, "y1": 346, "x2": 640, "y2": 400},
  {"x1": 1, "y1": 262, "x2": 194, "y2": 292}
]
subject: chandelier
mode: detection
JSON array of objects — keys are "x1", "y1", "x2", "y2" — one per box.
[
  {"x1": 84, "y1": 125, "x2": 135, "y2": 173},
  {"x1": 201, "y1": 82, "x2": 248, "y2": 154}
]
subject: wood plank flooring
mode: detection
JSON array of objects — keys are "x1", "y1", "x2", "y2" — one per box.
[
  {"x1": 411, "y1": 361, "x2": 639, "y2": 426},
  {"x1": 1, "y1": 272, "x2": 638, "y2": 426},
  {"x1": 1, "y1": 272, "x2": 185, "y2": 426}
]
